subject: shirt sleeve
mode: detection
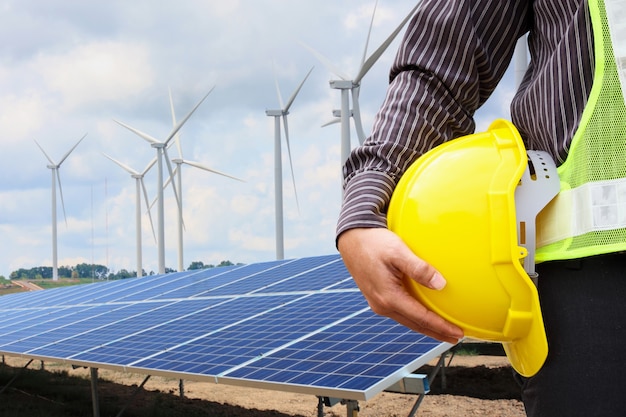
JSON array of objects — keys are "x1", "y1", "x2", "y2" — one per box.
[{"x1": 336, "y1": 0, "x2": 531, "y2": 239}]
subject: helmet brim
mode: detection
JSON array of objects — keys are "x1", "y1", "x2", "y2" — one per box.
[{"x1": 502, "y1": 294, "x2": 548, "y2": 377}]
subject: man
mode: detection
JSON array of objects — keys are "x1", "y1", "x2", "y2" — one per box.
[{"x1": 337, "y1": 1, "x2": 626, "y2": 415}]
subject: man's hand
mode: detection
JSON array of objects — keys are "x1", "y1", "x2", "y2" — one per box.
[{"x1": 337, "y1": 227, "x2": 464, "y2": 344}]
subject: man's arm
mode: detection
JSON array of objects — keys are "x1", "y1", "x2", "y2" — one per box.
[{"x1": 337, "y1": 0, "x2": 530, "y2": 342}]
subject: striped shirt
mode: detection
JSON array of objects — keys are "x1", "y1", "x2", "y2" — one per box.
[{"x1": 336, "y1": 0, "x2": 594, "y2": 237}]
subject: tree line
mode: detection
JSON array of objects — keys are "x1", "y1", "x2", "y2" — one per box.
[{"x1": 8, "y1": 260, "x2": 240, "y2": 281}]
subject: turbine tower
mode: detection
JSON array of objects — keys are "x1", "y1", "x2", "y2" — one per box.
[
  {"x1": 304, "y1": 1, "x2": 420, "y2": 165},
  {"x1": 102, "y1": 154, "x2": 157, "y2": 277},
  {"x1": 265, "y1": 66, "x2": 313, "y2": 260},
  {"x1": 168, "y1": 89, "x2": 243, "y2": 272},
  {"x1": 114, "y1": 88, "x2": 214, "y2": 274},
  {"x1": 35, "y1": 133, "x2": 87, "y2": 281}
]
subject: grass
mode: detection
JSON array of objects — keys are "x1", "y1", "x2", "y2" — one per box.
[
  {"x1": 28, "y1": 278, "x2": 96, "y2": 289},
  {"x1": 0, "y1": 286, "x2": 24, "y2": 296},
  {"x1": 1, "y1": 361, "x2": 83, "y2": 416},
  {"x1": 0, "y1": 363, "x2": 101, "y2": 417},
  {"x1": 0, "y1": 359, "x2": 296, "y2": 417},
  {"x1": 0, "y1": 278, "x2": 95, "y2": 297},
  {"x1": 0, "y1": 362, "x2": 210, "y2": 417}
]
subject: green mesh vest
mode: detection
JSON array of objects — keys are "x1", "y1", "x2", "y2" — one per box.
[{"x1": 536, "y1": 0, "x2": 626, "y2": 262}]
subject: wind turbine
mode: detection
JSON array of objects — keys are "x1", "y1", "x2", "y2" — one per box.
[
  {"x1": 102, "y1": 154, "x2": 157, "y2": 277},
  {"x1": 34, "y1": 133, "x2": 87, "y2": 281},
  {"x1": 168, "y1": 88, "x2": 244, "y2": 272},
  {"x1": 265, "y1": 66, "x2": 313, "y2": 260},
  {"x1": 114, "y1": 87, "x2": 214, "y2": 274},
  {"x1": 303, "y1": 0, "x2": 420, "y2": 165}
]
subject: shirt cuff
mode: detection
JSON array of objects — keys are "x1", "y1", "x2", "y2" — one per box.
[{"x1": 335, "y1": 169, "x2": 396, "y2": 240}]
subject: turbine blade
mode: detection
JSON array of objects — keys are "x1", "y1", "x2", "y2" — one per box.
[
  {"x1": 148, "y1": 193, "x2": 158, "y2": 211},
  {"x1": 354, "y1": 2, "x2": 420, "y2": 83},
  {"x1": 158, "y1": 165, "x2": 176, "y2": 209},
  {"x1": 163, "y1": 147, "x2": 182, "y2": 215},
  {"x1": 140, "y1": 178, "x2": 157, "y2": 243},
  {"x1": 164, "y1": 86, "x2": 215, "y2": 146},
  {"x1": 299, "y1": 41, "x2": 350, "y2": 81},
  {"x1": 361, "y1": 0, "x2": 379, "y2": 69},
  {"x1": 282, "y1": 115, "x2": 300, "y2": 213},
  {"x1": 142, "y1": 156, "x2": 157, "y2": 175},
  {"x1": 34, "y1": 139, "x2": 56, "y2": 165},
  {"x1": 183, "y1": 159, "x2": 245, "y2": 182},
  {"x1": 56, "y1": 169, "x2": 68, "y2": 227},
  {"x1": 114, "y1": 119, "x2": 160, "y2": 144},
  {"x1": 321, "y1": 118, "x2": 341, "y2": 128},
  {"x1": 273, "y1": 61, "x2": 285, "y2": 110},
  {"x1": 169, "y1": 163, "x2": 186, "y2": 232},
  {"x1": 169, "y1": 87, "x2": 184, "y2": 158},
  {"x1": 284, "y1": 66, "x2": 314, "y2": 112},
  {"x1": 164, "y1": 166, "x2": 176, "y2": 189},
  {"x1": 58, "y1": 133, "x2": 87, "y2": 166},
  {"x1": 351, "y1": 87, "x2": 367, "y2": 145},
  {"x1": 147, "y1": 163, "x2": 176, "y2": 212},
  {"x1": 102, "y1": 152, "x2": 140, "y2": 176},
  {"x1": 148, "y1": 160, "x2": 179, "y2": 230}
]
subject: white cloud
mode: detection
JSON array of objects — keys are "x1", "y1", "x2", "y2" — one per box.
[
  {"x1": 0, "y1": 93, "x2": 49, "y2": 144},
  {"x1": 33, "y1": 40, "x2": 154, "y2": 110},
  {"x1": 228, "y1": 228, "x2": 275, "y2": 253},
  {"x1": 0, "y1": 0, "x2": 516, "y2": 278}
]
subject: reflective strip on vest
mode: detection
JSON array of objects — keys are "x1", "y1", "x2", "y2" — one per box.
[
  {"x1": 537, "y1": 178, "x2": 626, "y2": 247},
  {"x1": 535, "y1": 0, "x2": 626, "y2": 262}
]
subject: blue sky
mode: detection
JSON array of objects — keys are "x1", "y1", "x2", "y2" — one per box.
[{"x1": 0, "y1": 1, "x2": 516, "y2": 278}]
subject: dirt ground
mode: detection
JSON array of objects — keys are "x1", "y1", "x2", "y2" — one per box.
[{"x1": 2, "y1": 352, "x2": 526, "y2": 416}]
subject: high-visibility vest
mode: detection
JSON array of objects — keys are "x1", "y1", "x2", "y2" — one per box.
[{"x1": 535, "y1": 0, "x2": 626, "y2": 262}]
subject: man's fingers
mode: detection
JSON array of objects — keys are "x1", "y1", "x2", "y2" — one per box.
[
  {"x1": 338, "y1": 227, "x2": 464, "y2": 343},
  {"x1": 388, "y1": 309, "x2": 461, "y2": 344},
  {"x1": 393, "y1": 245, "x2": 447, "y2": 291},
  {"x1": 387, "y1": 292, "x2": 464, "y2": 343}
]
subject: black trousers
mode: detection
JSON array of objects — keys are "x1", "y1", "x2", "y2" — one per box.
[{"x1": 519, "y1": 252, "x2": 626, "y2": 417}]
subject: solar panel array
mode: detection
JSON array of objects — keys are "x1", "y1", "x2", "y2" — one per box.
[{"x1": 0, "y1": 254, "x2": 450, "y2": 400}]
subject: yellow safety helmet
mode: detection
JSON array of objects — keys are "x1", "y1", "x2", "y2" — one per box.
[{"x1": 388, "y1": 119, "x2": 559, "y2": 377}]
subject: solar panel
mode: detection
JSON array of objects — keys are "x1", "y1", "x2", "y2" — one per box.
[{"x1": 0, "y1": 254, "x2": 451, "y2": 401}]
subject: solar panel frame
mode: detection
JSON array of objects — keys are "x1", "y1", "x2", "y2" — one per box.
[{"x1": 0, "y1": 254, "x2": 452, "y2": 402}]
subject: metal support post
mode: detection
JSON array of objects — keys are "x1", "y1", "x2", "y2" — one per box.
[
  {"x1": 317, "y1": 396, "x2": 325, "y2": 417},
  {"x1": 407, "y1": 394, "x2": 426, "y2": 417},
  {"x1": 90, "y1": 368, "x2": 100, "y2": 417},
  {"x1": 405, "y1": 350, "x2": 454, "y2": 417},
  {"x1": 342, "y1": 399, "x2": 359, "y2": 416}
]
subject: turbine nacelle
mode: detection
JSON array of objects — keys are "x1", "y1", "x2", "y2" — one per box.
[
  {"x1": 265, "y1": 109, "x2": 285, "y2": 117},
  {"x1": 329, "y1": 80, "x2": 357, "y2": 89}
]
